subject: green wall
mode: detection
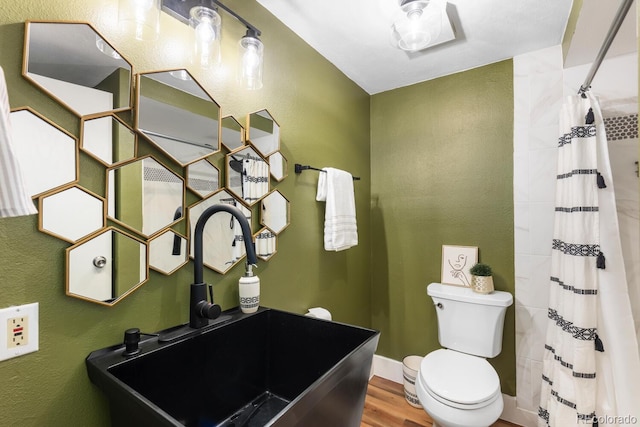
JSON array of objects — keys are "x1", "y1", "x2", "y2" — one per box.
[
  {"x1": 0, "y1": 1, "x2": 370, "y2": 426},
  {"x1": 370, "y1": 61, "x2": 516, "y2": 395}
]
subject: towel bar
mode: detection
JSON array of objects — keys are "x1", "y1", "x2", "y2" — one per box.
[{"x1": 294, "y1": 163, "x2": 360, "y2": 180}]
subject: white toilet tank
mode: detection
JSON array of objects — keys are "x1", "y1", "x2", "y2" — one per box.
[{"x1": 427, "y1": 282, "x2": 513, "y2": 358}]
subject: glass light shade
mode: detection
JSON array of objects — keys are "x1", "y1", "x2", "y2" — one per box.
[
  {"x1": 391, "y1": 0, "x2": 442, "y2": 52},
  {"x1": 238, "y1": 34, "x2": 264, "y2": 90},
  {"x1": 118, "y1": 0, "x2": 161, "y2": 41},
  {"x1": 189, "y1": 6, "x2": 222, "y2": 69}
]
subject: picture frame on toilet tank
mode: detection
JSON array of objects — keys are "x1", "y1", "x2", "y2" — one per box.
[{"x1": 441, "y1": 245, "x2": 478, "y2": 288}]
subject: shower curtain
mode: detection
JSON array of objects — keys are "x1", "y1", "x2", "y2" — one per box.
[{"x1": 538, "y1": 93, "x2": 640, "y2": 427}]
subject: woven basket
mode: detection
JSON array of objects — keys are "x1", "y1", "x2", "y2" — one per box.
[{"x1": 471, "y1": 275, "x2": 494, "y2": 294}]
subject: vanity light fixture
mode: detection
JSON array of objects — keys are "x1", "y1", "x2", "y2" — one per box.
[
  {"x1": 118, "y1": 0, "x2": 161, "y2": 41},
  {"x1": 189, "y1": 6, "x2": 221, "y2": 69},
  {"x1": 162, "y1": 0, "x2": 264, "y2": 90},
  {"x1": 391, "y1": 0, "x2": 443, "y2": 52}
]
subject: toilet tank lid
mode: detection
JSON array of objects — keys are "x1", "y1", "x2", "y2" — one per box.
[{"x1": 427, "y1": 283, "x2": 513, "y2": 307}]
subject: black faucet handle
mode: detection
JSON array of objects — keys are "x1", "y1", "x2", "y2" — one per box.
[{"x1": 196, "y1": 300, "x2": 222, "y2": 320}]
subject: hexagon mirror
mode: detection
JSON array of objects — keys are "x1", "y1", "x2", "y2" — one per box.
[
  {"x1": 81, "y1": 113, "x2": 137, "y2": 166},
  {"x1": 10, "y1": 107, "x2": 78, "y2": 198},
  {"x1": 247, "y1": 109, "x2": 280, "y2": 157},
  {"x1": 255, "y1": 227, "x2": 276, "y2": 261},
  {"x1": 39, "y1": 185, "x2": 105, "y2": 243},
  {"x1": 226, "y1": 145, "x2": 269, "y2": 206},
  {"x1": 186, "y1": 159, "x2": 219, "y2": 198},
  {"x1": 261, "y1": 190, "x2": 290, "y2": 234},
  {"x1": 221, "y1": 116, "x2": 244, "y2": 151},
  {"x1": 188, "y1": 189, "x2": 251, "y2": 274},
  {"x1": 106, "y1": 156, "x2": 184, "y2": 238},
  {"x1": 23, "y1": 21, "x2": 133, "y2": 117},
  {"x1": 268, "y1": 151, "x2": 287, "y2": 181},
  {"x1": 136, "y1": 69, "x2": 221, "y2": 166},
  {"x1": 66, "y1": 227, "x2": 148, "y2": 306},
  {"x1": 149, "y1": 229, "x2": 189, "y2": 275}
]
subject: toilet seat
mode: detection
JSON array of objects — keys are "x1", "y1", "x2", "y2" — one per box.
[{"x1": 419, "y1": 349, "x2": 501, "y2": 410}]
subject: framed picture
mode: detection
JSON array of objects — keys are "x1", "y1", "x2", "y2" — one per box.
[{"x1": 441, "y1": 245, "x2": 478, "y2": 287}]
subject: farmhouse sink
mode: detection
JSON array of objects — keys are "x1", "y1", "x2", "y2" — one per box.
[{"x1": 86, "y1": 307, "x2": 379, "y2": 427}]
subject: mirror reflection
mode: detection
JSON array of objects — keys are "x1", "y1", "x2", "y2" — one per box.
[
  {"x1": 81, "y1": 114, "x2": 137, "y2": 166},
  {"x1": 268, "y1": 152, "x2": 287, "y2": 181},
  {"x1": 10, "y1": 107, "x2": 78, "y2": 198},
  {"x1": 261, "y1": 190, "x2": 290, "y2": 234},
  {"x1": 188, "y1": 190, "x2": 251, "y2": 274},
  {"x1": 247, "y1": 109, "x2": 280, "y2": 157},
  {"x1": 39, "y1": 185, "x2": 105, "y2": 243},
  {"x1": 226, "y1": 145, "x2": 269, "y2": 206},
  {"x1": 66, "y1": 227, "x2": 148, "y2": 306},
  {"x1": 23, "y1": 21, "x2": 132, "y2": 116},
  {"x1": 221, "y1": 116, "x2": 245, "y2": 151},
  {"x1": 107, "y1": 156, "x2": 184, "y2": 238},
  {"x1": 136, "y1": 69, "x2": 221, "y2": 166},
  {"x1": 255, "y1": 228, "x2": 276, "y2": 261},
  {"x1": 186, "y1": 159, "x2": 219, "y2": 198},
  {"x1": 149, "y1": 229, "x2": 189, "y2": 275}
]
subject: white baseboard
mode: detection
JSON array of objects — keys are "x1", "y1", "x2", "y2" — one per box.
[{"x1": 370, "y1": 354, "x2": 537, "y2": 427}]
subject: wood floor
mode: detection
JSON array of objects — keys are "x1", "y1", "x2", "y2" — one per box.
[{"x1": 361, "y1": 376, "x2": 521, "y2": 427}]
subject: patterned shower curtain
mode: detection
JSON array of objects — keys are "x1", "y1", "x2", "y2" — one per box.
[{"x1": 539, "y1": 93, "x2": 640, "y2": 426}]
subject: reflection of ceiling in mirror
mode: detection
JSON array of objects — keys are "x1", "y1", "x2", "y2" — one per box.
[
  {"x1": 27, "y1": 23, "x2": 130, "y2": 88},
  {"x1": 138, "y1": 96, "x2": 218, "y2": 162},
  {"x1": 143, "y1": 71, "x2": 211, "y2": 101}
]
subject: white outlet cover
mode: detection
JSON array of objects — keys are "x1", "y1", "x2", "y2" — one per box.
[{"x1": 0, "y1": 303, "x2": 39, "y2": 362}]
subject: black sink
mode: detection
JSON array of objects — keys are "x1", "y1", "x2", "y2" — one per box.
[{"x1": 86, "y1": 307, "x2": 379, "y2": 427}]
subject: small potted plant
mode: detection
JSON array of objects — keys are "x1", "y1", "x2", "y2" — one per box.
[{"x1": 469, "y1": 263, "x2": 494, "y2": 294}]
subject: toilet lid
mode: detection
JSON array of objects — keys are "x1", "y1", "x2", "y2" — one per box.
[{"x1": 419, "y1": 349, "x2": 500, "y2": 407}]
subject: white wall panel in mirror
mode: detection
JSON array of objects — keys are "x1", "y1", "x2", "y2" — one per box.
[
  {"x1": 81, "y1": 114, "x2": 137, "y2": 166},
  {"x1": 107, "y1": 156, "x2": 184, "y2": 238},
  {"x1": 39, "y1": 185, "x2": 105, "y2": 243},
  {"x1": 136, "y1": 69, "x2": 220, "y2": 166},
  {"x1": 268, "y1": 151, "x2": 287, "y2": 181},
  {"x1": 66, "y1": 227, "x2": 148, "y2": 306},
  {"x1": 186, "y1": 159, "x2": 219, "y2": 198},
  {"x1": 188, "y1": 190, "x2": 251, "y2": 274},
  {"x1": 23, "y1": 21, "x2": 132, "y2": 116},
  {"x1": 149, "y1": 229, "x2": 188, "y2": 275},
  {"x1": 10, "y1": 107, "x2": 78, "y2": 198},
  {"x1": 261, "y1": 190, "x2": 290, "y2": 234},
  {"x1": 247, "y1": 109, "x2": 280, "y2": 157}
]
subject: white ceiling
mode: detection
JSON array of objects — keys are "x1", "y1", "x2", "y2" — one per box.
[{"x1": 256, "y1": 0, "x2": 637, "y2": 95}]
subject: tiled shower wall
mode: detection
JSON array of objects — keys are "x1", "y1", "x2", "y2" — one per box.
[{"x1": 513, "y1": 46, "x2": 639, "y2": 420}]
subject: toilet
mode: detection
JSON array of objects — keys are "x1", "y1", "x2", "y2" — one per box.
[{"x1": 416, "y1": 283, "x2": 513, "y2": 427}]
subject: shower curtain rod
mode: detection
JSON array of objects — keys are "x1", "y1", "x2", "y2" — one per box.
[{"x1": 578, "y1": 0, "x2": 635, "y2": 96}]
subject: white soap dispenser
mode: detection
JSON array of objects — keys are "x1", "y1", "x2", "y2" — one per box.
[{"x1": 239, "y1": 264, "x2": 260, "y2": 314}]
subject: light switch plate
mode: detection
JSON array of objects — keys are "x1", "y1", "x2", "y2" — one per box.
[{"x1": 0, "y1": 303, "x2": 39, "y2": 362}]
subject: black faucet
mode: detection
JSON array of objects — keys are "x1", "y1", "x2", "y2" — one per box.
[{"x1": 190, "y1": 204, "x2": 258, "y2": 329}]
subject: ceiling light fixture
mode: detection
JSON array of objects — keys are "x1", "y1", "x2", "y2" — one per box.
[
  {"x1": 391, "y1": 0, "x2": 443, "y2": 52},
  {"x1": 162, "y1": 0, "x2": 264, "y2": 90}
]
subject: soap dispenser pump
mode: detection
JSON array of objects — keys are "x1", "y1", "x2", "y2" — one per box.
[{"x1": 239, "y1": 264, "x2": 260, "y2": 314}]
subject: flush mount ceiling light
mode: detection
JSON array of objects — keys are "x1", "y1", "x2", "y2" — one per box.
[
  {"x1": 391, "y1": 0, "x2": 444, "y2": 52},
  {"x1": 162, "y1": 0, "x2": 264, "y2": 90}
]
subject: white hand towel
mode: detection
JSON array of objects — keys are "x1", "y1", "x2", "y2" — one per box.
[
  {"x1": 316, "y1": 167, "x2": 357, "y2": 251},
  {"x1": 0, "y1": 66, "x2": 37, "y2": 217}
]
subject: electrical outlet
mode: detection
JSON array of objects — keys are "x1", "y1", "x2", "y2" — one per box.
[
  {"x1": 7, "y1": 316, "x2": 29, "y2": 348},
  {"x1": 0, "y1": 303, "x2": 38, "y2": 362}
]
